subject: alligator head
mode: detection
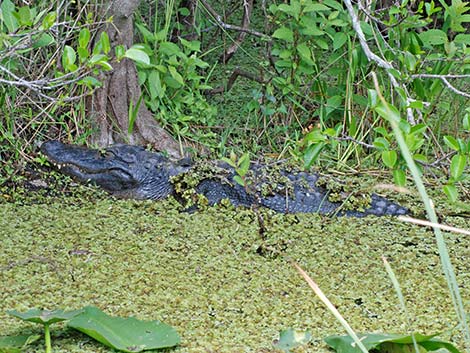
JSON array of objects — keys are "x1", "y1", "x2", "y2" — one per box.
[{"x1": 41, "y1": 141, "x2": 190, "y2": 199}]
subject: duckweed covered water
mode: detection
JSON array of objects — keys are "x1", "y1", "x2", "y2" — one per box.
[{"x1": 1, "y1": 193, "x2": 469, "y2": 352}]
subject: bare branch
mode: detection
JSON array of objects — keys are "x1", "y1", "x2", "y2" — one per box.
[
  {"x1": 199, "y1": 0, "x2": 270, "y2": 40},
  {"x1": 411, "y1": 74, "x2": 470, "y2": 98},
  {"x1": 207, "y1": 67, "x2": 268, "y2": 95}
]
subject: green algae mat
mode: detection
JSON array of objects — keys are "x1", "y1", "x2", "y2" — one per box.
[{"x1": 1, "y1": 197, "x2": 469, "y2": 352}]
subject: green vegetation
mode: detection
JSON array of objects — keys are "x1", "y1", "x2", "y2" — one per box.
[
  {"x1": 4, "y1": 307, "x2": 179, "y2": 352},
  {"x1": 324, "y1": 332, "x2": 461, "y2": 353},
  {"x1": 0, "y1": 186, "x2": 468, "y2": 352},
  {"x1": 7, "y1": 309, "x2": 82, "y2": 353},
  {"x1": 1, "y1": 0, "x2": 469, "y2": 352}
]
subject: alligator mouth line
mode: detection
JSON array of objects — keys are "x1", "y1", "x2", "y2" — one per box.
[{"x1": 49, "y1": 160, "x2": 133, "y2": 180}]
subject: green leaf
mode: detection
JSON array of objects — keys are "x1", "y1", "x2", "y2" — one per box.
[
  {"x1": 273, "y1": 328, "x2": 312, "y2": 352},
  {"x1": 33, "y1": 33, "x2": 54, "y2": 48},
  {"x1": 413, "y1": 153, "x2": 428, "y2": 163},
  {"x1": 333, "y1": 32, "x2": 348, "y2": 51},
  {"x1": 79, "y1": 28, "x2": 91, "y2": 48},
  {"x1": 7, "y1": 308, "x2": 82, "y2": 325},
  {"x1": 128, "y1": 95, "x2": 143, "y2": 134},
  {"x1": 0, "y1": 334, "x2": 40, "y2": 353},
  {"x1": 78, "y1": 76, "x2": 102, "y2": 88},
  {"x1": 272, "y1": 26, "x2": 294, "y2": 42},
  {"x1": 381, "y1": 150, "x2": 397, "y2": 168},
  {"x1": 419, "y1": 29, "x2": 448, "y2": 46},
  {"x1": 368, "y1": 89, "x2": 378, "y2": 107},
  {"x1": 98, "y1": 32, "x2": 111, "y2": 54},
  {"x1": 68, "y1": 306, "x2": 180, "y2": 352},
  {"x1": 148, "y1": 70, "x2": 164, "y2": 99},
  {"x1": 443, "y1": 135, "x2": 460, "y2": 151},
  {"x1": 373, "y1": 137, "x2": 390, "y2": 150},
  {"x1": 238, "y1": 152, "x2": 251, "y2": 176},
  {"x1": 180, "y1": 38, "x2": 201, "y2": 52},
  {"x1": 159, "y1": 41, "x2": 183, "y2": 57},
  {"x1": 450, "y1": 154, "x2": 467, "y2": 180},
  {"x1": 323, "y1": 0, "x2": 344, "y2": 11},
  {"x1": 17, "y1": 6, "x2": 33, "y2": 26},
  {"x1": 0, "y1": 0, "x2": 19, "y2": 32},
  {"x1": 278, "y1": 2, "x2": 301, "y2": 19},
  {"x1": 41, "y1": 12, "x2": 56, "y2": 30},
  {"x1": 62, "y1": 45, "x2": 77, "y2": 72},
  {"x1": 115, "y1": 45, "x2": 125, "y2": 60},
  {"x1": 375, "y1": 102, "x2": 401, "y2": 123},
  {"x1": 124, "y1": 47, "x2": 150, "y2": 66},
  {"x1": 304, "y1": 3, "x2": 330, "y2": 12},
  {"x1": 454, "y1": 34, "x2": 470, "y2": 45},
  {"x1": 324, "y1": 332, "x2": 461, "y2": 353},
  {"x1": 163, "y1": 75, "x2": 182, "y2": 89},
  {"x1": 393, "y1": 169, "x2": 406, "y2": 187},
  {"x1": 463, "y1": 113, "x2": 470, "y2": 131},
  {"x1": 296, "y1": 43, "x2": 313, "y2": 64},
  {"x1": 233, "y1": 175, "x2": 245, "y2": 187},
  {"x1": 77, "y1": 47, "x2": 89, "y2": 62},
  {"x1": 168, "y1": 66, "x2": 184, "y2": 86},
  {"x1": 315, "y1": 39, "x2": 329, "y2": 50},
  {"x1": 89, "y1": 54, "x2": 112, "y2": 70},
  {"x1": 136, "y1": 23, "x2": 155, "y2": 42},
  {"x1": 443, "y1": 184, "x2": 458, "y2": 202},
  {"x1": 303, "y1": 142, "x2": 326, "y2": 169},
  {"x1": 221, "y1": 156, "x2": 237, "y2": 168}
]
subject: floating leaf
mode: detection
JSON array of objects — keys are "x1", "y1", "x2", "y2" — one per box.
[
  {"x1": 324, "y1": 332, "x2": 461, "y2": 353},
  {"x1": 7, "y1": 308, "x2": 82, "y2": 325},
  {"x1": 0, "y1": 334, "x2": 40, "y2": 353},
  {"x1": 68, "y1": 306, "x2": 180, "y2": 352},
  {"x1": 273, "y1": 328, "x2": 312, "y2": 352}
]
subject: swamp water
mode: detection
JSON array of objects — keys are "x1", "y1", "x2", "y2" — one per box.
[{"x1": 1, "y1": 194, "x2": 469, "y2": 352}]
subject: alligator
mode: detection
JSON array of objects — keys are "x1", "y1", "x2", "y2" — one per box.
[{"x1": 40, "y1": 140, "x2": 408, "y2": 217}]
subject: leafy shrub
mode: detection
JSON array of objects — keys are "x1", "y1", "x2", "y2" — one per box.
[
  {"x1": 130, "y1": 21, "x2": 217, "y2": 146},
  {"x1": 0, "y1": 0, "x2": 110, "y2": 180}
]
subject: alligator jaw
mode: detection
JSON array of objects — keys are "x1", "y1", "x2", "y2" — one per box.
[{"x1": 41, "y1": 141, "x2": 137, "y2": 192}]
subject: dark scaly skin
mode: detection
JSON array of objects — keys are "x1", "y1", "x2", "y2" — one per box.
[{"x1": 41, "y1": 141, "x2": 408, "y2": 217}]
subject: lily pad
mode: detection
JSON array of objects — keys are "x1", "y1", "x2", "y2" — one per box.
[
  {"x1": 7, "y1": 309, "x2": 83, "y2": 325},
  {"x1": 0, "y1": 334, "x2": 40, "y2": 353},
  {"x1": 273, "y1": 328, "x2": 312, "y2": 352},
  {"x1": 324, "y1": 332, "x2": 461, "y2": 353},
  {"x1": 67, "y1": 306, "x2": 180, "y2": 352}
]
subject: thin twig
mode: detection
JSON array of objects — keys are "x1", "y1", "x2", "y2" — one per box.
[
  {"x1": 399, "y1": 216, "x2": 470, "y2": 236},
  {"x1": 199, "y1": 0, "x2": 270, "y2": 40}
]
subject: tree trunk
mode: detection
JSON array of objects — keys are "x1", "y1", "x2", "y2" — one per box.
[{"x1": 88, "y1": 0, "x2": 182, "y2": 158}]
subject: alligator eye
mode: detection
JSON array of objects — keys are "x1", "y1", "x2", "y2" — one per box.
[
  {"x1": 144, "y1": 161, "x2": 153, "y2": 170},
  {"x1": 101, "y1": 151, "x2": 114, "y2": 159}
]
